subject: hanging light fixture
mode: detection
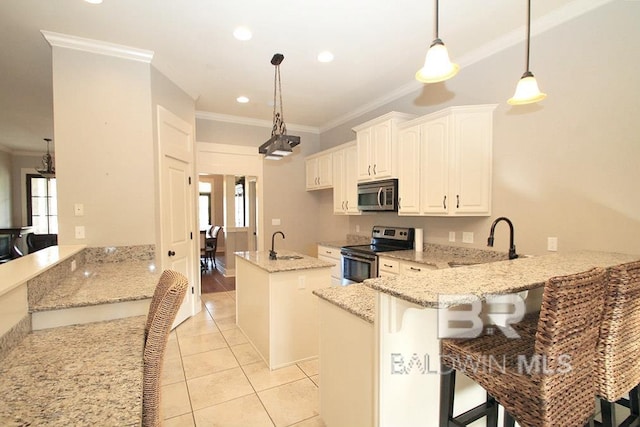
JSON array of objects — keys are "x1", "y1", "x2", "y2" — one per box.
[
  {"x1": 258, "y1": 53, "x2": 300, "y2": 160},
  {"x1": 415, "y1": 0, "x2": 459, "y2": 84},
  {"x1": 36, "y1": 138, "x2": 55, "y2": 178},
  {"x1": 508, "y1": 0, "x2": 547, "y2": 105}
]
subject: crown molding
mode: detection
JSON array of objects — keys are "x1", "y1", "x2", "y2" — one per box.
[
  {"x1": 319, "y1": 0, "x2": 616, "y2": 133},
  {"x1": 41, "y1": 30, "x2": 154, "y2": 63},
  {"x1": 195, "y1": 111, "x2": 320, "y2": 135}
]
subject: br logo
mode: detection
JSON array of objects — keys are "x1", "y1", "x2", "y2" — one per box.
[{"x1": 437, "y1": 294, "x2": 526, "y2": 339}]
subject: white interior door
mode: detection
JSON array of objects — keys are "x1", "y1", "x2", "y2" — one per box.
[{"x1": 158, "y1": 106, "x2": 198, "y2": 328}]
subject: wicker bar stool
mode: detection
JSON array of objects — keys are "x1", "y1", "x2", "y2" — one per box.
[
  {"x1": 594, "y1": 260, "x2": 640, "y2": 427},
  {"x1": 440, "y1": 267, "x2": 606, "y2": 427},
  {"x1": 142, "y1": 270, "x2": 189, "y2": 427}
]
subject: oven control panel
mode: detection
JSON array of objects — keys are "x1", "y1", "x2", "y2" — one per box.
[{"x1": 371, "y1": 226, "x2": 415, "y2": 243}]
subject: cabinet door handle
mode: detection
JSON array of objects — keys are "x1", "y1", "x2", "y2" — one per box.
[
  {"x1": 368, "y1": 165, "x2": 371, "y2": 176},
  {"x1": 383, "y1": 263, "x2": 393, "y2": 268},
  {"x1": 345, "y1": 200, "x2": 349, "y2": 210},
  {"x1": 342, "y1": 201, "x2": 345, "y2": 210},
  {"x1": 167, "y1": 250, "x2": 176, "y2": 257},
  {"x1": 456, "y1": 194, "x2": 460, "y2": 208},
  {"x1": 410, "y1": 266, "x2": 422, "y2": 272},
  {"x1": 373, "y1": 164, "x2": 377, "y2": 175},
  {"x1": 325, "y1": 250, "x2": 332, "y2": 255},
  {"x1": 398, "y1": 197, "x2": 401, "y2": 209},
  {"x1": 443, "y1": 195, "x2": 447, "y2": 209}
]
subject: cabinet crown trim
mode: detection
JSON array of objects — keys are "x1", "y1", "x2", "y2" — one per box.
[
  {"x1": 398, "y1": 104, "x2": 498, "y2": 129},
  {"x1": 352, "y1": 111, "x2": 416, "y2": 132}
]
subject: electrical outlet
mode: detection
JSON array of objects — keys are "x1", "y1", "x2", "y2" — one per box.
[
  {"x1": 547, "y1": 237, "x2": 558, "y2": 252},
  {"x1": 74, "y1": 203, "x2": 84, "y2": 216},
  {"x1": 449, "y1": 231, "x2": 456, "y2": 242},
  {"x1": 75, "y1": 226, "x2": 85, "y2": 239},
  {"x1": 298, "y1": 276, "x2": 306, "y2": 290},
  {"x1": 356, "y1": 224, "x2": 360, "y2": 233},
  {"x1": 462, "y1": 232, "x2": 474, "y2": 244},
  {"x1": 272, "y1": 218, "x2": 281, "y2": 226}
]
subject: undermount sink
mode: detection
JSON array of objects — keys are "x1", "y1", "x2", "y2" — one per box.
[{"x1": 275, "y1": 255, "x2": 304, "y2": 260}]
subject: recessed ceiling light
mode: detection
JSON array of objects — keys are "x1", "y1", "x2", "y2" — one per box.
[
  {"x1": 317, "y1": 51, "x2": 334, "y2": 63},
  {"x1": 236, "y1": 96, "x2": 250, "y2": 104},
  {"x1": 233, "y1": 27, "x2": 252, "y2": 41},
  {"x1": 84, "y1": 0, "x2": 103, "y2": 4}
]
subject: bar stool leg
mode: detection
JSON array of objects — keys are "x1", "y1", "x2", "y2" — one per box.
[
  {"x1": 630, "y1": 385, "x2": 640, "y2": 416},
  {"x1": 486, "y1": 392, "x2": 497, "y2": 427},
  {"x1": 504, "y1": 411, "x2": 516, "y2": 427},
  {"x1": 600, "y1": 400, "x2": 616, "y2": 427},
  {"x1": 440, "y1": 364, "x2": 456, "y2": 427}
]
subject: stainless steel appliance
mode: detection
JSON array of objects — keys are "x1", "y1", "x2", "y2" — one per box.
[
  {"x1": 357, "y1": 179, "x2": 398, "y2": 212},
  {"x1": 341, "y1": 225, "x2": 415, "y2": 284}
]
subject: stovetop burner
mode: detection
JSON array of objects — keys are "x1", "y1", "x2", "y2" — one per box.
[{"x1": 342, "y1": 225, "x2": 415, "y2": 255}]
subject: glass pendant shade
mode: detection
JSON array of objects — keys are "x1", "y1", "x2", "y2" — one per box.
[
  {"x1": 508, "y1": 71, "x2": 547, "y2": 105},
  {"x1": 415, "y1": 39, "x2": 459, "y2": 83}
]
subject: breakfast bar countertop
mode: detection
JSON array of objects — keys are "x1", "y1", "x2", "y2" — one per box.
[
  {"x1": 365, "y1": 250, "x2": 640, "y2": 308},
  {"x1": 236, "y1": 250, "x2": 332, "y2": 273},
  {"x1": 0, "y1": 316, "x2": 145, "y2": 426}
]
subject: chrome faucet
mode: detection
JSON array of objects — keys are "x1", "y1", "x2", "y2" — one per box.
[
  {"x1": 270, "y1": 231, "x2": 285, "y2": 260},
  {"x1": 487, "y1": 217, "x2": 519, "y2": 260}
]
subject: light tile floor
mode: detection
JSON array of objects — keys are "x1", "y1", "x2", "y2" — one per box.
[{"x1": 161, "y1": 290, "x2": 325, "y2": 427}]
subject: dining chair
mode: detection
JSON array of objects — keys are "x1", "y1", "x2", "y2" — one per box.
[
  {"x1": 206, "y1": 225, "x2": 222, "y2": 268},
  {"x1": 142, "y1": 270, "x2": 188, "y2": 427},
  {"x1": 440, "y1": 267, "x2": 606, "y2": 427},
  {"x1": 595, "y1": 260, "x2": 640, "y2": 426}
]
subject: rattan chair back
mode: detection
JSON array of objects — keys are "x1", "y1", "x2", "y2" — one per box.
[
  {"x1": 142, "y1": 270, "x2": 188, "y2": 427},
  {"x1": 596, "y1": 260, "x2": 640, "y2": 402},
  {"x1": 144, "y1": 270, "x2": 180, "y2": 339}
]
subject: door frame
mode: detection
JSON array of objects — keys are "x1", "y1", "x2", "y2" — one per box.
[{"x1": 196, "y1": 143, "x2": 264, "y2": 253}]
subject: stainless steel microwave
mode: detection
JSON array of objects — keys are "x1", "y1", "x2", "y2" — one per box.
[{"x1": 357, "y1": 179, "x2": 398, "y2": 212}]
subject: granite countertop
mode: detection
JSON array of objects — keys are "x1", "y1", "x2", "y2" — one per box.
[
  {"x1": 236, "y1": 250, "x2": 333, "y2": 273},
  {"x1": 313, "y1": 284, "x2": 376, "y2": 324},
  {"x1": 379, "y1": 243, "x2": 509, "y2": 269},
  {"x1": 318, "y1": 234, "x2": 370, "y2": 250},
  {"x1": 0, "y1": 316, "x2": 145, "y2": 426},
  {"x1": 31, "y1": 260, "x2": 160, "y2": 312},
  {"x1": 366, "y1": 250, "x2": 640, "y2": 308}
]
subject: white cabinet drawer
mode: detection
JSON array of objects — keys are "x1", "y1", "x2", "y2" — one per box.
[
  {"x1": 318, "y1": 245, "x2": 340, "y2": 260},
  {"x1": 399, "y1": 262, "x2": 437, "y2": 276},
  {"x1": 318, "y1": 245, "x2": 342, "y2": 281},
  {"x1": 378, "y1": 258, "x2": 399, "y2": 275}
]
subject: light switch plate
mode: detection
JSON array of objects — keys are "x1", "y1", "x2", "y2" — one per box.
[
  {"x1": 74, "y1": 203, "x2": 84, "y2": 216},
  {"x1": 272, "y1": 218, "x2": 281, "y2": 226},
  {"x1": 547, "y1": 237, "x2": 558, "y2": 251},
  {"x1": 462, "y1": 232, "x2": 474, "y2": 244},
  {"x1": 449, "y1": 231, "x2": 456, "y2": 242},
  {"x1": 75, "y1": 226, "x2": 85, "y2": 239}
]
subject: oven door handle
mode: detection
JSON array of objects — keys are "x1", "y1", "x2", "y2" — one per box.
[
  {"x1": 377, "y1": 188, "x2": 383, "y2": 208},
  {"x1": 342, "y1": 253, "x2": 376, "y2": 263}
]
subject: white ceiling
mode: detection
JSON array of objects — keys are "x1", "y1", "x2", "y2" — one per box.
[{"x1": 0, "y1": 0, "x2": 612, "y2": 152}]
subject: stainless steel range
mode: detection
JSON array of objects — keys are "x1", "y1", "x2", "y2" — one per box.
[{"x1": 341, "y1": 225, "x2": 415, "y2": 284}]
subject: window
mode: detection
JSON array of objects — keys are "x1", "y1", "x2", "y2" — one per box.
[{"x1": 26, "y1": 174, "x2": 58, "y2": 234}]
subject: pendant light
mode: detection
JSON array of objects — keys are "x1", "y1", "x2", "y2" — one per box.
[
  {"x1": 415, "y1": 0, "x2": 459, "y2": 83},
  {"x1": 508, "y1": 0, "x2": 547, "y2": 105},
  {"x1": 258, "y1": 53, "x2": 300, "y2": 160},
  {"x1": 36, "y1": 138, "x2": 55, "y2": 178}
]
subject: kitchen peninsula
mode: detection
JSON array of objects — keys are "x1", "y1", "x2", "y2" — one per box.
[
  {"x1": 235, "y1": 250, "x2": 332, "y2": 369},
  {"x1": 329, "y1": 250, "x2": 638, "y2": 427}
]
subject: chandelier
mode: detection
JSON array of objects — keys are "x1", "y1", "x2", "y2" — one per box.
[
  {"x1": 258, "y1": 53, "x2": 300, "y2": 160},
  {"x1": 37, "y1": 138, "x2": 55, "y2": 178}
]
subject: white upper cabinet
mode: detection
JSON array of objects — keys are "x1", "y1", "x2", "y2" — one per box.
[
  {"x1": 305, "y1": 152, "x2": 333, "y2": 190},
  {"x1": 333, "y1": 142, "x2": 360, "y2": 215},
  {"x1": 353, "y1": 112, "x2": 414, "y2": 182},
  {"x1": 397, "y1": 104, "x2": 497, "y2": 216}
]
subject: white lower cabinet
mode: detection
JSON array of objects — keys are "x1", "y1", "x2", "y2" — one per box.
[
  {"x1": 318, "y1": 299, "x2": 374, "y2": 427},
  {"x1": 398, "y1": 104, "x2": 497, "y2": 216},
  {"x1": 378, "y1": 256, "x2": 437, "y2": 277},
  {"x1": 317, "y1": 245, "x2": 342, "y2": 286}
]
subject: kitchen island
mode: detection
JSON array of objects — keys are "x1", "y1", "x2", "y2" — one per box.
[{"x1": 235, "y1": 250, "x2": 332, "y2": 369}]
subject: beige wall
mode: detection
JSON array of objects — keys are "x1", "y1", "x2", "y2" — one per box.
[
  {"x1": 317, "y1": 1, "x2": 640, "y2": 257},
  {"x1": 51, "y1": 48, "x2": 155, "y2": 246}
]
